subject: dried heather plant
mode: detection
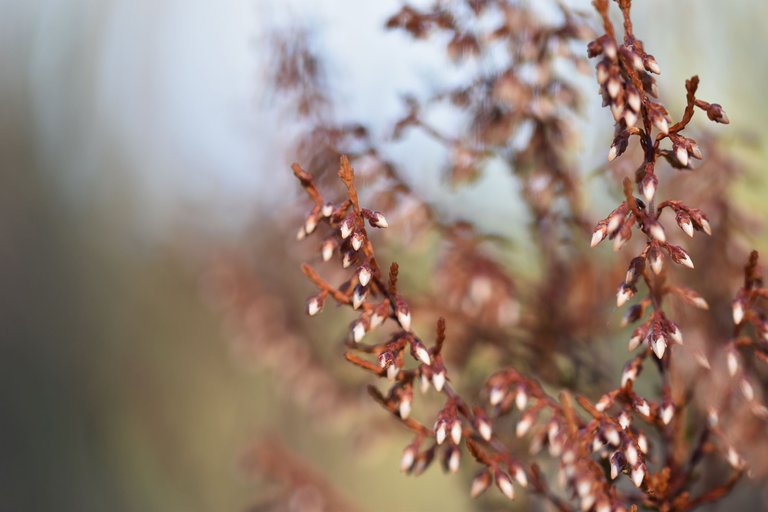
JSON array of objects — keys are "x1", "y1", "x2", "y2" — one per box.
[{"x1": 284, "y1": 0, "x2": 768, "y2": 510}]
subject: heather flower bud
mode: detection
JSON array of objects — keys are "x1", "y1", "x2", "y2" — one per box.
[
  {"x1": 349, "y1": 287, "x2": 366, "y2": 312},
  {"x1": 644, "y1": 54, "x2": 661, "y2": 74},
  {"x1": 395, "y1": 300, "x2": 412, "y2": 331},
  {"x1": 624, "y1": 443, "x2": 639, "y2": 467},
  {"x1": 321, "y1": 238, "x2": 335, "y2": 262},
  {"x1": 648, "y1": 222, "x2": 666, "y2": 242},
  {"x1": 732, "y1": 297, "x2": 745, "y2": 325},
  {"x1": 635, "y1": 398, "x2": 651, "y2": 417},
  {"x1": 660, "y1": 402, "x2": 674, "y2": 425},
  {"x1": 400, "y1": 445, "x2": 417, "y2": 472},
  {"x1": 446, "y1": 446, "x2": 461, "y2": 473},
  {"x1": 649, "y1": 248, "x2": 664, "y2": 275},
  {"x1": 591, "y1": 223, "x2": 608, "y2": 247},
  {"x1": 450, "y1": 420, "x2": 463, "y2": 445},
  {"x1": 296, "y1": 226, "x2": 306, "y2": 241},
  {"x1": 595, "y1": 395, "x2": 612, "y2": 412},
  {"x1": 706, "y1": 103, "x2": 729, "y2": 124},
  {"x1": 320, "y1": 203, "x2": 334, "y2": 218},
  {"x1": 618, "y1": 411, "x2": 631, "y2": 430},
  {"x1": 477, "y1": 417, "x2": 493, "y2": 441},
  {"x1": 419, "y1": 373, "x2": 430, "y2": 394},
  {"x1": 378, "y1": 351, "x2": 393, "y2": 369},
  {"x1": 387, "y1": 364, "x2": 400, "y2": 380},
  {"x1": 674, "y1": 144, "x2": 689, "y2": 167},
  {"x1": 515, "y1": 387, "x2": 528, "y2": 410},
  {"x1": 495, "y1": 470, "x2": 515, "y2": 500},
  {"x1": 489, "y1": 386, "x2": 506, "y2": 406},
  {"x1": 617, "y1": 284, "x2": 634, "y2": 307},
  {"x1": 399, "y1": 393, "x2": 412, "y2": 419},
  {"x1": 304, "y1": 213, "x2": 319, "y2": 234},
  {"x1": 369, "y1": 211, "x2": 388, "y2": 228},
  {"x1": 609, "y1": 452, "x2": 622, "y2": 479},
  {"x1": 435, "y1": 420, "x2": 448, "y2": 445},
  {"x1": 741, "y1": 378, "x2": 755, "y2": 401},
  {"x1": 627, "y1": 86, "x2": 641, "y2": 113},
  {"x1": 641, "y1": 173, "x2": 657, "y2": 202},
  {"x1": 350, "y1": 231, "x2": 364, "y2": 251},
  {"x1": 621, "y1": 364, "x2": 638, "y2": 387},
  {"x1": 638, "y1": 433, "x2": 649, "y2": 454},
  {"x1": 604, "y1": 425, "x2": 620, "y2": 446},
  {"x1": 651, "y1": 334, "x2": 667, "y2": 359},
  {"x1": 307, "y1": 294, "x2": 324, "y2": 316},
  {"x1": 340, "y1": 217, "x2": 354, "y2": 239},
  {"x1": 654, "y1": 116, "x2": 669, "y2": 135},
  {"x1": 631, "y1": 466, "x2": 645, "y2": 487},
  {"x1": 357, "y1": 265, "x2": 372, "y2": 287},
  {"x1": 511, "y1": 466, "x2": 528, "y2": 487},
  {"x1": 516, "y1": 414, "x2": 534, "y2": 437},
  {"x1": 669, "y1": 245, "x2": 694, "y2": 269},
  {"x1": 342, "y1": 251, "x2": 354, "y2": 268},
  {"x1": 432, "y1": 370, "x2": 446, "y2": 392},
  {"x1": 628, "y1": 326, "x2": 645, "y2": 352},
  {"x1": 411, "y1": 339, "x2": 432, "y2": 366},
  {"x1": 470, "y1": 470, "x2": 492, "y2": 498},
  {"x1": 607, "y1": 78, "x2": 621, "y2": 99}
]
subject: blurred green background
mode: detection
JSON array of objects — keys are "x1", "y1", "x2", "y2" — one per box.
[{"x1": 1, "y1": 1, "x2": 766, "y2": 511}]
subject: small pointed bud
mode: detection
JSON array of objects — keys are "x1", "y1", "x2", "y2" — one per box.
[
  {"x1": 591, "y1": 224, "x2": 607, "y2": 247},
  {"x1": 691, "y1": 144, "x2": 703, "y2": 160},
  {"x1": 607, "y1": 78, "x2": 621, "y2": 98},
  {"x1": 515, "y1": 388, "x2": 528, "y2": 410},
  {"x1": 649, "y1": 222, "x2": 666, "y2": 242},
  {"x1": 727, "y1": 348, "x2": 740, "y2": 376},
  {"x1": 447, "y1": 447, "x2": 461, "y2": 473},
  {"x1": 419, "y1": 373, "x2": 430, "y2": 394},
  {"x1": 605, "y1": 426, "x2": 621, "y2": 446},
  {"x1": 607, "y1": 212, "x2": 623, "y2": 234},
  {"x1": 642, "y1": 174, "x2": 657, "y2": 202},
  {"x1": 516, "y1": 415, "x2": 533, "y2": 437},
  {"x1": 512, "y1": 467, "x2": 528, "y2": 488},
  {"x1": 618, "y1": 411, "x2": 631, "y2": 430},
  {"x1": 378, "y1": 351, "x2": 393, "y2": 369},
  {"x1": 370, "y1": 311, "x2": 385, "y2": 329},
  {"x1": 624, "y1": 110, "x2": 638, "y2": 128},
  {"x1": 342, "y1": 251, "x2": 353, "y2": 268},
  {"x1": 351, "y1": 232, "x2": 364, "y2": 251},
  {"x1": 604, "y1": 40, "x2": 617, "y2": 60},
  {"x1": 732, "y1": 299, "x2": 745, "y2": 325},
  {"x1": 669, "y1": 325, "x2": 683, "y2": 345},
  {"x1": 628, "y1": 331, "x2": 643, "y2": 352},
  {"x1": 357, "y1": 265, "x2": 372, "y2": 287},
  {"x1": 321, "y1": 203, "x2": 334, "y2": 218},
  {"x1": 677, "y1": 250, "x2": 694, "y2": 269},
  {"x1": 435, "y1": 421, "x2": 447, "y2": 445},
  {"x1": 470, "y1": 470, "x2": 492, "y2": 498},
  {"x1": 399, "y1": 396, "x2": 412, "y2": 419},
  {"x1": 340, "y1": 218, "x2": 354, "y2": 239},
  {"x1": 296, "y1": 226, "x2": 306, "y2": 241},
  {"x1": 636, "y1": 399, "x2": 651, "y2": 417},
  {"x1": 433, "y1": 371, "x2": 446, "y2": 392},
  {"x1": 650, "y1": 250, "x2": 664, "y2": 275},
  {"x1": 489, "y1": 386, "x2": 506, "y2": 406},
  {"x1": 617, "y1": 284, "x2": 634, "y2": 307},
  {"x1": 638, "y1": 434, "x2": 649, "y2": 454},
  {"x1": 352, "y1": 320, "x2": 367, "y2": 343},
  {"x1": 644, "y1": 55, "x2": 661, "y2": 74},
  {"x1": 700, "y1": 218, "x2": 712, "y2": 235},
  {"x1": 596, "y1": 395, "x2": 612, "y2": 412},
  {"x1": 621, "y1": 366, "x2": 638, "y2": 387},
  {"x1": 576, "y1": 478, "x2": 591, "y2": 498},
  {"x1": 451, "y1": 420, "x2": 463, "y2": 445},
  {"x1": 631, "y1": 466, "x2": 645, "y2": 487},
  {"x1": 396, "y1": 301, "x2": 412, "y2": 331},
  {"x1": 370, "y1": 211, "x2": 388, "y2": 228},
  {"x1": 350, "y1": 287, "x2": 366, "y2": 311},
  {"x1": 625, "y1": 444, "x2": 639, "y2": 467},
  {"x1": 655, "y1": 116, "x2": 669, "y2": 135},
  {"x1": 304, "y1": 213, "x2": 318, "y2": 235},
  {"x1": 412, "y1": 341, "x2": 431, "y2": 366},
  {"x1": 400, "y1": 445, "x2": 416, "y2": 472},
  {"x1": 321, "y1": 239, "x2": 334, "y2": 262},
  {"x1": 608, "y1": 144, "x2": 618, "y2": 162},
  {"x1": 610, "y1": 453, "x2": 621, "y2": 479},
  {"x1": 675, "y1": 145, "x2": 689, "y2": 167},
  {"x1": 661, "y1": 403, "x2": 674, "y2": 425},
  {"x1": 477, "y1": 418, "x2": 493, "y2": 441},
  {"x1": 495, "y1": 471, "x2": 515, "y2": 500},
  {"x1": 387, "y1": 364, "x2": 400, "y2": 380},
  {"x1": 307, "y1": 295, "x2": 324, "y2": 316},
  {"x1": 652, "y1": 335, "x2": 667, "y2": 359},
  {"x1": 627, "y1": 89, "x2": 641, "y2": 113}
]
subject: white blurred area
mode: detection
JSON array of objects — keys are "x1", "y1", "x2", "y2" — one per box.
[{"x1": 4, "y1": 0, "x2": 767, "y2": 239}]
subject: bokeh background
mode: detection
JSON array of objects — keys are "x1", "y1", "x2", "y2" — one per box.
[{"x1": 2, "y1": 0, "x2": 767, "y2": 510}]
